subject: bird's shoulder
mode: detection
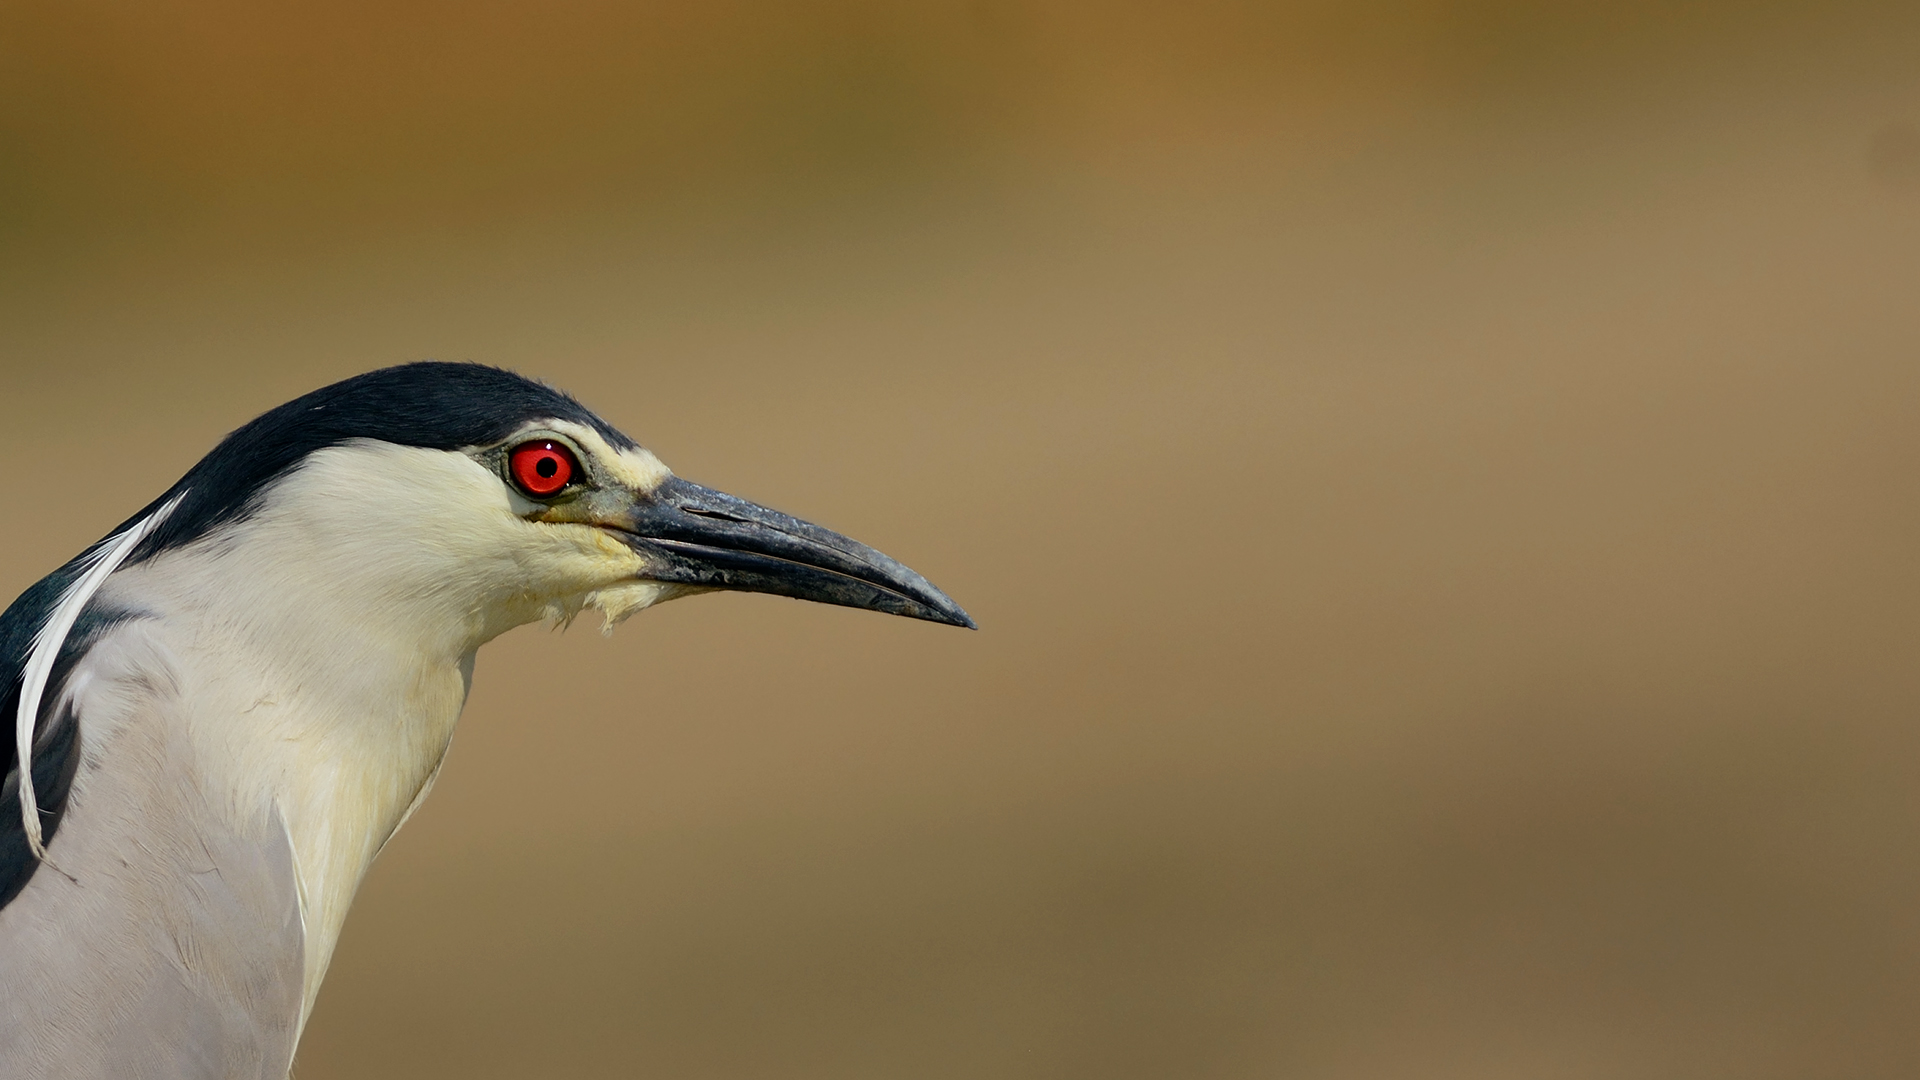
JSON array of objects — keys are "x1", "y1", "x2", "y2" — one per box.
[
  {"x1": 0, "y1": 611, "x2": 306, "y2": 1075},
  {"x1": 0, "y1": 563, "x2": 140, "y2": 910}
]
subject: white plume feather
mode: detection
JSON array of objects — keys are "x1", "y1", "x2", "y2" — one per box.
[{"x1": 14, "y1": 493, "x2": 184, "y2": 861}]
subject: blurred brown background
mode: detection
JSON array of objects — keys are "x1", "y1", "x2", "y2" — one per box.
[{"x1": 5, "y1": 2, "x2": 1920, "y2": 1077}]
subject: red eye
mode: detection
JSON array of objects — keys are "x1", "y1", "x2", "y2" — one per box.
[{"x1": 508, "y1": 441, "x2": 578, "y2": 497}]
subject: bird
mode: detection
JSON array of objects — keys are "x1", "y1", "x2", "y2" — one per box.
[{"x1": 0, "y1": 362, "x2": 971, "y2": 1078}]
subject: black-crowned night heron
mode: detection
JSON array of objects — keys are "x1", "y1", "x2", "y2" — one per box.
[{"x1": 0, "y1": 363, "x2": 971, "y2": 1078}]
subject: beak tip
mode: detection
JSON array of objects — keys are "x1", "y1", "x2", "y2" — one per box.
[{"x1": 914, "y1": 589, "x2": 975, "y2": 630}]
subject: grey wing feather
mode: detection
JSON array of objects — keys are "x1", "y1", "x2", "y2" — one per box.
[{"x1": 0, "y1": 621, "x2": 305, "y2": 1080}]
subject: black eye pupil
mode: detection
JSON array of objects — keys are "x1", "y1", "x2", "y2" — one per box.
[{"x1": 536, "y1": 458, "x2": 558, "y2": 478}]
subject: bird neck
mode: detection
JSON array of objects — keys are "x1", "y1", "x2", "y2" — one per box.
[
  {"x1": 93, "y1": 443, "x2": 600, "y2": 1025},
  {"x1": 102, "y1": 555, "x2": 499, "y2": 1028}
]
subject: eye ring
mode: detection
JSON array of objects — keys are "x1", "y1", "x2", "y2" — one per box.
[{"x1": 508, "y1": 440, "x2": 579, "y2": 498}]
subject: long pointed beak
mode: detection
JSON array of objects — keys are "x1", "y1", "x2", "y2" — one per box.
[{"x1": 612, "y1": 477, "x2": 975, "y2": 628}]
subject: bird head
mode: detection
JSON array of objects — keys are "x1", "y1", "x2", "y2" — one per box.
[{"x1": 108, "y1": 362, "x2": 972, "y2": 648}]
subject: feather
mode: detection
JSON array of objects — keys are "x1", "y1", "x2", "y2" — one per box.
[{"x1": 14, "y1": 493, "x2": 184, "y2": 860}]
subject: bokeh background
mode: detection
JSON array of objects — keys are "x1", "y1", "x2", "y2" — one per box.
[{"x1": 5, "y1": 2, "x2": 1920, "y2": 1076}]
